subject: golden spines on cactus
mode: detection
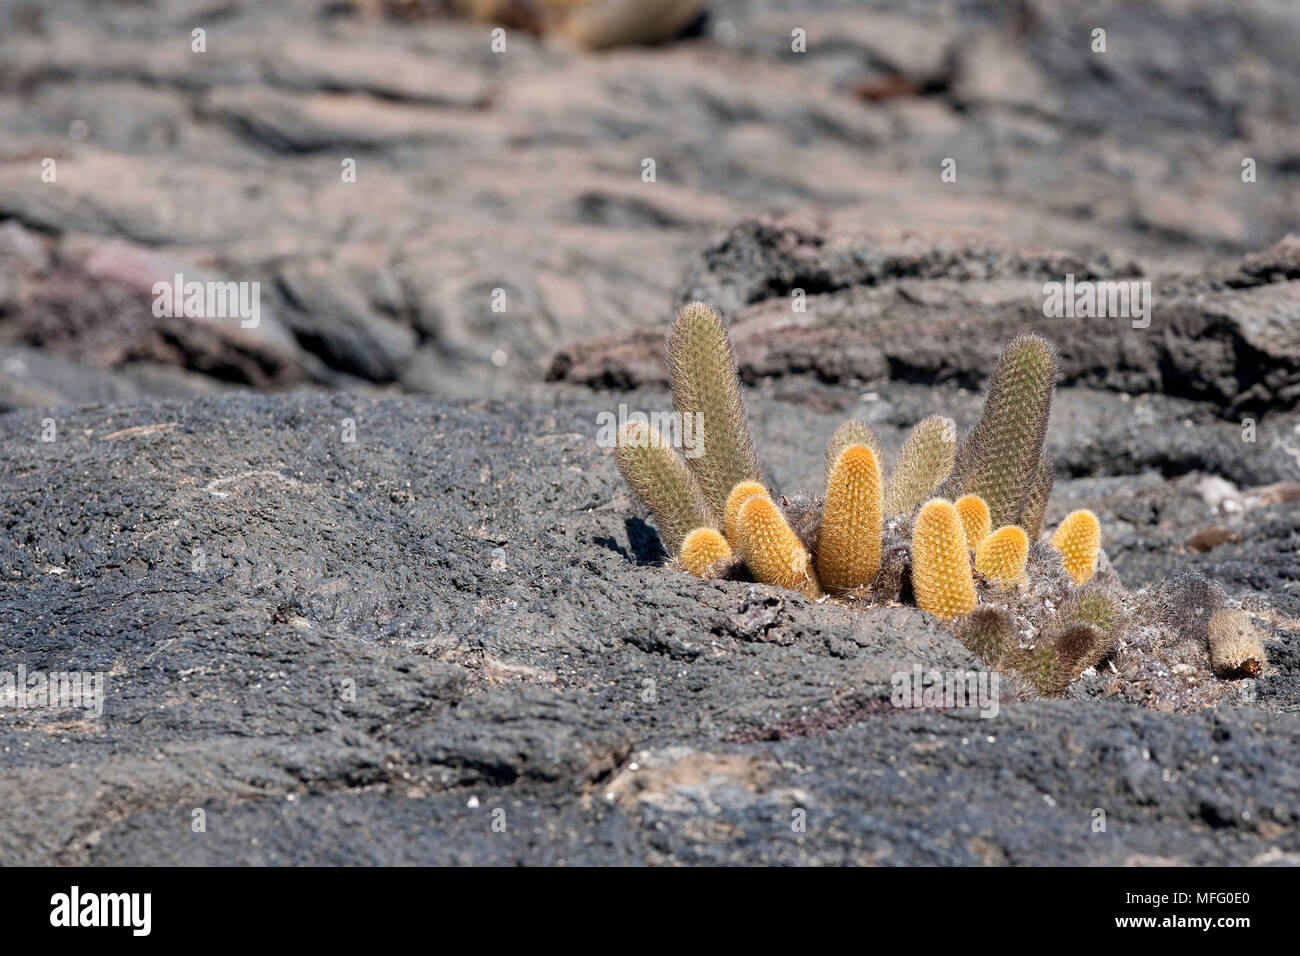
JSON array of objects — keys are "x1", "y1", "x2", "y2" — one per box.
[
  {"x1": 911, "y1": 498, "x2": 977, "y2": 619},
  {"x1": 1207, "y1": 609, "x2": 1266, "y2": 678},
  {"x1": 678, "y1": 528, "x2": 733, "y2": 578},
  {"x1": 736, "y1": 494, "x2": 822, "y2": 600},
  {"x1": 614, "y1": 421, "x2": 714, "y2": 554},
  {"x1": 1051, "y1": 509, "x2": 1101, "y2": 585},
  {"x1": 975, "y1": 525, "x2": 1029, "y2": 589},
  {"x1": 825, "y1": 419, "x2": 880, "y2": 484},
  {"x1": 954, "y1": 495, "x2": 991, "y2": 550},
  {"x1": 723, "y1": 480, "x2": 768, "y2": 550},
  {"x1": 816, "y1": 444, "x2": 883, "y2": 592},
  {"x1": 668, "y1": 302, "x2": 762, "y2": 520},
  {"x1": 883, "y1": 415, "x2": 957, "y2": 517}
]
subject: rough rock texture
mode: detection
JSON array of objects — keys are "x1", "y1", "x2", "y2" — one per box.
[
  {"x1": 2, "y1": 0, "x2": 1300, "y2": 865},
  {"x1": 552, "y1": 222, "x2": 1300, "y2": 416},
  {"x1": 0, "y1": 394, "x2": 1297, "y2": 865},
  {"x1": 4, "y1": 0, "x2": 1300, "y2": 404}
]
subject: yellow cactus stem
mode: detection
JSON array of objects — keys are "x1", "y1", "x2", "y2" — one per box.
[
  {"x1": 736, "y1": 495, "x2": 823, "y2": 600},
  {"x1": 678, "y1": 527, "x2": 733, "y2": 578},
  {"x1": 724, "y1": 480, "x2": 769, "y2": 550},
  {"x1": 614, "y1": 420, "x2": 714, "y2": 555},
  {"x1": 1051, "y1": 509, "x2": 1101, "y2": 585},
  {"x1": 911, "y1": 499, "x2": 978, "y2": 619},
  {"x1": 816, "y1": 444, "x2": 883, "y2": 592},
  {"x1": 1207, "y1": 609, "x2": 1267, "y2": 678},
  {"x1": 668, "y1": 301, "x2": 762, "y2": 519},
  {"x1": 954, "y1": 494, "x2": 992, "y2": 551},
  {"x1": 975, "y1": 525, "x2": 1030, "y2": 590},
  {"x1": 824, "y1": 419, "x2": 880, "y2": 484}
]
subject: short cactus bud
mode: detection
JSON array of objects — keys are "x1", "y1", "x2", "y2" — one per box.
[
  {"x1": 1048, "y1": 622, "x2": 1109, "y2": 677},
  {"x1": 911, "y1": 499, "x2": 978, "y2": 619},
  {"x1": 678, "y1": 528, "x2": 733, "y2": 578},
  {"x1": 958, "y1": 607, "x2": 1017, "y2": 669},
  {"x1": 724, "y1": 480, "x2": 768, "y2": 550},
  {"x1": 736, "y1": 494, "x2": 823, "y2": 600},
  {"x1": 974, "y1": 525, "x2": 1029, "y2": 590},
  {"x1": 1058, "y1": 589, "x2": 1122, "y2": 640},
  {"x1": 1208, "y1": 609, "x2": 1266, "y2": 678},
  {"x1": 955, "y1": 495, "x2": 992, "y2": 550},
  {"x1": 1051, "y1": 509, "x2": 1101, "y2": 585},
  {"x1": 1010, "y1": 642, "x2": 1069, "y2": 696}
]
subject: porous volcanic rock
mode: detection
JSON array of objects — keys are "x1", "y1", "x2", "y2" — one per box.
[{"x1": 0, "y1": 393, "x2": 1296, "y2": 864}]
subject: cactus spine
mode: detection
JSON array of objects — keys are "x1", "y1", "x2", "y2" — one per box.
[
  {"x1": 975, "y1": 525, "x2": 1029, "y2": 590},
  {"x1": 679, "y1": 527, "x2": 733, "y2": 578},
  {"x1": 668, "y1": 302, "x2": 762, "y2": 520},
  {"x1": 955, "y1": 495, "x2": 992, "y2": 551},
  {"x1": 1009, "y1": 642, "x2": 1069, "y2": 696},
  {"x1": 825, "y1": 419, "x2": 880, "y2": 483},
  {"x1": 1057, "y1": 589, "x2": 1121, "y2": 640},
  {"x1": 1020, "y1": 455, "x2": 1054, "y2": 540},
  {"x1": 883, "y1": 415, "x2": 957, "y2": 517},
  {"x1": 614, "y1": 421, "x2": 715, "y2": 554},
  {"x1": 944, "y1": 335, "x2": 1057, "y2": 528},
  {"x1": 1051, "y1": 509, "x2": 1101, "y2": 585},
  {"x1": 736, "y1": 495, "x2": 823, "y2": 600},
  {"x1": 911, "y1": 499, "x2": 978, "y2": 619},
  {"x1": 723, "y1": 480, "x2": 768, "y2": 550},
  {"x1": 957, "y1": 607, "x2": 1017, "y2": 669},
  {"x1": 816, "y1": 444, "x2": 883, "y2": 592}
]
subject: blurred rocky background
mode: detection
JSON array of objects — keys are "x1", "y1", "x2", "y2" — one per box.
[{"x1": 2, "y1": 0, "x2": 1298, "y2": 407}]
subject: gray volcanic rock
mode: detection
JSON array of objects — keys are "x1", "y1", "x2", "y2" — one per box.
[
  {"x1": 553, "y1": 222, "x2": 1300, "y2": 417},
  {"x1": 0, "y1": 393, "x2": 1296, "y2": 865},
  {"x1": 3, "y1": 0, "x2": 1300, "y2": 402},
  {"x1": 2, "y1": 0, "x2": 1300, "y2": 868},
  {"x1": 0, "y1": 345, "x2": 229, "y2": 411},
  {"x1": 0, "y1": 221, "x2": 307, "y2": 399}
]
